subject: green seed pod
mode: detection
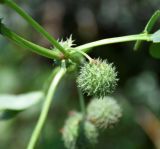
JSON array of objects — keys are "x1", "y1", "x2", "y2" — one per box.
[
  {"x1": 62, "y1": 111, "x2": 98, "y2": 149},
  {"x1": 87, "y1": 96, "x2": 122, "y2": 129},
  {"x1": 62, "y1": 112, "x2": 82, "y2": 149},
  {"x1": 75, "y1": 120, "x2": 99, "y2": 149},
  {"x1": 83, "y1": 121, "x2": 98, "y2": 144},
  {"x1": 77, "y1": 58, "x2": 118, "y2": 98}
]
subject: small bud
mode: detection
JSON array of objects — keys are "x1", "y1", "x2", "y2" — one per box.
[
  {"x1": 52, "y1": 36, "x2": 84, "y2": 64},
  {"x1": 87, "y1": 96, "x2": 122, "y2": 129},
  {"x1": 62, "y1": 112, "x2": 98, "y2": 149},
  {"x1": 52, "y1": 35, "x2": 75, "y2": 51},
  {"x1": 77, "y1": 58, "x2": 118, "y2": 98}
]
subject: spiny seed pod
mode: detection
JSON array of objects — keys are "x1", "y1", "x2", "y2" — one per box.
[
  {"x1": 87, "y1": 96, "x2": 122, "y2": 129},
  {"x1": 62, "y1": 111, "x2": 98, "y2": 149},
  {"x1": 77, "y1": 58, "x2": 118, "y2": 98}
]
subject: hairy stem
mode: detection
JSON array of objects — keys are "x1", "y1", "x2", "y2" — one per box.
[
  {"x1": 76, "y1": 33, "x2": 152, "y2": 52},
  {"x1": 0, "y1": 24, "x2": 62, "y2": 60},
  {"x1": 4, "y1": 0, "x2": 69, "y2": 56},
  {"x1": 27, "y1": 65, "x2": 66, "y2": 149}
]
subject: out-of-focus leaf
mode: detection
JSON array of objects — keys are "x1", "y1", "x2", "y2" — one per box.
[
  {"x1": 0, "y1": 110, "x2": 19, "y2": 120},
  {"x1": 149, "y1": 43, "x2": 160, "y2": 59},
  {"x1": 125, "y1": 71, "x2": 160, "y2": 114},
  {"x1": 0, "y1": 91, "x2": 44, "y2": 120},
  {"x1": 0, "y1": 91, "x2": 44, "y2": 111},
  {"x1": 151, "y1": 30, "x2": 160, "y2": 43},
  {"x1": 0, "y1": 68, "x2": 20, "y2": 93}
]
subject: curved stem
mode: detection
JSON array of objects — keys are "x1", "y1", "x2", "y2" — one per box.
[
  {"x1": 27, "y1": 66, "x2": 66, "y2": 149},
  {"x1": 76, "y1": 33, "x2": 152, "y2": 52},
  {"x1": 75, "y1": 49, "x2": 92, "y2": 62},
  {"x1": 4, "y1": 0, "x2": 68, "y2": 56},
  {"x1": 0, "y1": 24, "x2": 62, "y2": 60}
]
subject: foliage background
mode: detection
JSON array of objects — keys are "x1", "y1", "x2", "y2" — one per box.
[{"x1": 0, "y1": 0, "x2": 160, "y2": 148}]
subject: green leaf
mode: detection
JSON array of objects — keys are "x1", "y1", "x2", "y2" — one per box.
[
  {"x1": 151, "y1": 30, "x2": 160, "y2": 43},
  {"x1": 144, "y1": 10, "x2": 160, "y2": 33},
  {"x1": 149, "y1": 43, "x2": 160, "y2": 59},
  {"x1": 0, "y1": 91, "x2": 44, "y2": 120},
  {"x1": 0, "y1": 91, "x2": 44, "y2": 111},
  {"x1": 134, "y1": 10, "x2": 160, "y2": 50}
]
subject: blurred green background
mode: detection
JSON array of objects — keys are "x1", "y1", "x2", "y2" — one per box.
[{"x1": 0, "y1": 0, "x2": 160, "y2": 148}]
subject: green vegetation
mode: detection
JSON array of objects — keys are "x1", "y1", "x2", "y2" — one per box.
[{"x1": 0, "y1": 0, "x2": 160, "y2": 149}]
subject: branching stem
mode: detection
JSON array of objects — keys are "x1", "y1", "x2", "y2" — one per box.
[
  {"x1": 74, "y1": 49, "x2": 93, "y2": 62},
  {"x1": 0, "y1": 24, "x2": 62, "y2": 60},
  {"x1": 4, "y1": 0, "x2": 69, "y2": 57}
]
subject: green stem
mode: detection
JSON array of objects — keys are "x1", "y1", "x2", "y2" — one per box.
[
  {"x1": 78, "y1": 87, "x2": 86, "y2": 118},
  {"x1": 4, "y1": 0, "x2": 68, "y2": 56},
  {"x1": 0, "y1": 24, "x2": 62, "y2": 60},
  {"x1": 42, "y1": 67, "x2": 61, "y2": 94},
  {"x1": 27, "y1": 65, "x2": 66, "y2": 149},
  {"x1": 76, "y1": 33, "x2": 152, "y2": 52},
  {"x1": 74, "y1": 49, "x2": 92, "y2": 62}
]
